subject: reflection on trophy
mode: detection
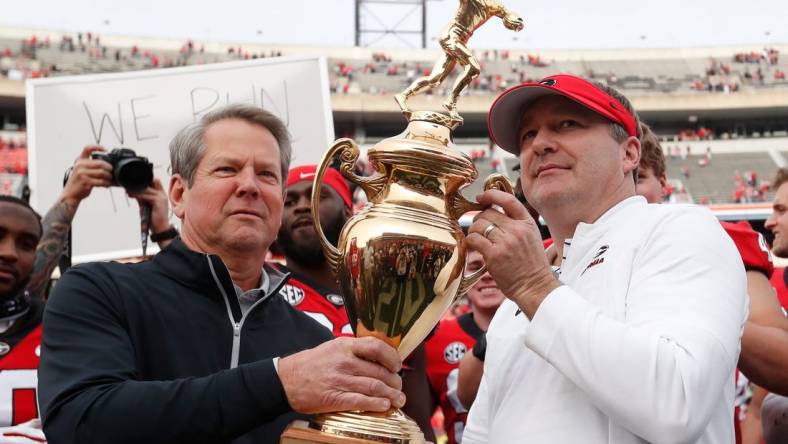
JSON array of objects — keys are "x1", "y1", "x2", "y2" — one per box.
[{"x1": 281, "y1": 2, "x2": 522, "y2": 443}]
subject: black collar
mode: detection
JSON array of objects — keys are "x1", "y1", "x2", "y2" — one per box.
[
  {"x1": 270, "y1": 263, "x2": 338, "y2": 296},
  {"x1": 458, "y1": 312, "x2": 485, "y2": 340},
  {"x1": 152, "y1": 239, "x2": 289, "y2": 301}
]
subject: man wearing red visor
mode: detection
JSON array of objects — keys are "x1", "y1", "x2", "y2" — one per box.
[
  {"x1": 274, "y1": 165, "x2": 354, "y2": 337},
  {"x1": 463, "y1": 74, "x2": 747, "y2": 443}
]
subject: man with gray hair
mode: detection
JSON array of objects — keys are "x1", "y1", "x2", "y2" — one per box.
[{"x1": 37, "y1": 104, "x2": 406, "y2": 444}]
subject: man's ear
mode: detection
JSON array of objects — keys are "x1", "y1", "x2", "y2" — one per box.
[
  {"x1": 169, "y1": 174, "x2": 187, "y2": 219},
  {"x1": 621, "y1": 136, "x2": 641, "y2": 177}
]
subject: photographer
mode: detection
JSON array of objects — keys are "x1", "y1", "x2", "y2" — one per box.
[
  {"x1": 0, "y1": 145, "x2": 171, "y2": 444},
  {"x1": 30, "y1": 145, "x2": 173, "y2": 294}
]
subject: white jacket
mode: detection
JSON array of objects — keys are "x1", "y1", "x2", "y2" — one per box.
[{"x1": 464, "y1": 196, "x2": 748, "y2": 444}]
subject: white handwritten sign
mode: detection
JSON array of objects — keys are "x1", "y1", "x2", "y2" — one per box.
[{"x1": 26, "y1": 56, "x2": 334, "y2": 262}]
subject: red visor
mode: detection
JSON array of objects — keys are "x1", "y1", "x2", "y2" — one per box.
[
  {"x1": 287, "y1": 165, "x2": 352, "y2": 209},
  {"x1": 488, "y1": 74, "x2": 638, "y2": 155}
]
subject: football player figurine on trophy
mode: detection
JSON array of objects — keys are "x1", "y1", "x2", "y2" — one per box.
[{"x1": 395, "y1": 0, "x2": 524, "y2": 124}]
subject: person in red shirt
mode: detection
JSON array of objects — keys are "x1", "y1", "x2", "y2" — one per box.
[
  {"x1": 273, "y1": 165, "x2": 354, "y2": 336},
  {"x1": 424, "y1": 249, "x2": 505, "y2": 444}
]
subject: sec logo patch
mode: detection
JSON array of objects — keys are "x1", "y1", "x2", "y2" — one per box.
[
  {"x1": 443, "y1": 341, "x2": 467, "y2": 364},
  {"x1": 279, "y1": 285, "x2": 305, "y2": 306}
]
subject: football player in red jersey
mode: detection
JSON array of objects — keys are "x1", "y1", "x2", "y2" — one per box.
[
  {"x1": 637, "y1": 125, "x2": 788, "y2": 443},
  {"x1": 0, "y1": 195, "x2": 42, "y2": 436},
  {"x1": 424, "y1": 249, "x2": 505, "y2": 444},
  {"x1": 274, "y1": 165, "x2": 354, "y2": 336}
]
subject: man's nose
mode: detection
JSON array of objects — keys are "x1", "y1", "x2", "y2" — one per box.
[
  {"x1": 765, "y1": 214, "x2": 776, "y2": 231},
  {"x1": 0, "y1": 237, "x2": 19, "y2": 263},
  {"x1": 531, "y1": 128, "x2": 557, "y2": 156},
  {"x1": 294, "y1": 194, "x2": 312, "y2": 211},
  {"x1": 236, "y1": 168, "x2": 260, "y2": 198}
]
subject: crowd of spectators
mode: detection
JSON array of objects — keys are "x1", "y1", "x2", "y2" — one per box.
[
  {"x1": 330, "y1": 49, "x2": 552, "y2": 96},
  {"x1": 678, "y1": 127, "x2": 715, "y2": 141},
  {"x1": 732, "y1": 170, "x2": 772, "y2": 203},
  {"x1": 3, "y1": 31, "x2": 787, "y2": 101},
  {"x1": 689, "y1": 48, "x2": 787, "y2": 93},
  {"x1": 1, "y1": 32, "x2": 285, "y2": 81},
  {"x1": 329, "y1": 47, "x2": 788, "y2": 98},
  {"x1": 734, "y1": 48, "x2": 780, "y2": 65},
  {"x1": 0, "y1": 132, "x2": 27, "y2": 175}
]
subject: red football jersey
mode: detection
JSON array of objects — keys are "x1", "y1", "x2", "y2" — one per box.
[
  {"x1": 424, "y1": 313, "x2": 483, "y2": 444},
  {"x1": 0, "y1": 324, "x2": 41, "y2": 426},
  {"x1": 769, "y1": 267, "x2": 788, "y2": 311},
  {"x1": 721, "y1": 221, "x2": 774, "y2": 277},
  {"x1": 274, "y1": 265, "x2": 352, "y2": 337}
]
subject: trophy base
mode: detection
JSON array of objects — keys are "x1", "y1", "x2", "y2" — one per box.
[
  {"x1": 281, "y1": 420, "x2": 378, "y2": 443},
  {"x1": 304, "y1": 409, "x2": 425, "y2": 443}
]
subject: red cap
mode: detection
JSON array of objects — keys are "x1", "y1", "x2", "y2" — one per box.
[
  {"x1": 487, "y1": 74, "x2": 638, "y2": 155},
  {"x1": 287, "y1": 165, "x2": 352, "y2": 209}
]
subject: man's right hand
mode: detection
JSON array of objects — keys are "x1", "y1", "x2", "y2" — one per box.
[
  {"x1": 278, "y1": 336, "x2": 405, "y2": 414},
  {"x1": 61, "y1": 145, "x2": 113, "y2": 207}
]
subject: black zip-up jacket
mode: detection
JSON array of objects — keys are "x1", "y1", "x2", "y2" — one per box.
[{"x1": 38, "y1": 239, "x2": 333, "y2": 444}]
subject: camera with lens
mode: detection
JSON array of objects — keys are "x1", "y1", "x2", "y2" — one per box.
[{"x1": 90, "y1": 148, "x2": 154, "y2": 193}]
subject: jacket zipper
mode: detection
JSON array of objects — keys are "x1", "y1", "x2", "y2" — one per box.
[{"x1": 206, "y1": 255, "x2": 278, "y2": 369}]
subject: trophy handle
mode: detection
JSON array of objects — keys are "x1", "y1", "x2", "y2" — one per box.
[
  {"x1": 312, "y1": 138, "x2": 386, "y2": 272},
  {"x1": 454, "y1": 174, "x2": 514, "y2": 297},
  {"x1": 450, "y1": 173, "x2": 513, "y2": 220}
]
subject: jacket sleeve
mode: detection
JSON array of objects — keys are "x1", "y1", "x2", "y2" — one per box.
[
  {"x1": 523, "y1": 210, "x2": 748, "y2": 443},
  {"x1": 38, "y1": 265, "x2": 292, "y2": 444}
]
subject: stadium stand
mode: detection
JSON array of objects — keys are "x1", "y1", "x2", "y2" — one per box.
[
  {"x1": 2, "y1": 26, "x2": 788, "y2": 205},
  {"x1": 665, "y1": 152, "x2": 779, "y2": 204}
]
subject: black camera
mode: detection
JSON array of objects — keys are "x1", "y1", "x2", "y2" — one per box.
[{"x1": 91, "y1": 148, "x2": 154, "y2": 193}]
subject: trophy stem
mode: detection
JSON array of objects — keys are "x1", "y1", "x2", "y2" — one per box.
[{"x1": 309, "y1": 408, "x2": 425, "y2": 443}]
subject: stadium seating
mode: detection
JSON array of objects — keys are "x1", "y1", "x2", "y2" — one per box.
[{"x1": 2, "y1": 28, "x2": 788, "y2": 205}]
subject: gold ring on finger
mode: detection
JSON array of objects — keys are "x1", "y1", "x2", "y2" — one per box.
[{"x1": 482, "y1": 222, "x2": 498, "y2": 239}]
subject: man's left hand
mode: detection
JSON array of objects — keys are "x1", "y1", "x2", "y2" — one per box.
[{"x1": 466, "y1": 189, "x2": 559, "y2": 319}]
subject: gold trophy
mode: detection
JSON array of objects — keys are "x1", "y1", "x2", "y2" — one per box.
[{"x1": 281, "y1": 2, "x2": 523, "y2": 443}]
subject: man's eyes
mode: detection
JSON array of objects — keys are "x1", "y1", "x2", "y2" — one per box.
[
  {"x1": 258, "y1": 170, "x2": 275, "y2": 177},
  {"x1": 520, "y1": 130, "x2": 537, "y2": 143},
  {"x1": 559, "y1": 119, "x2": 581, "y2": 129},
  {"x1": 213, "y1": 166, "x2": 278, "y2": 181}
]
